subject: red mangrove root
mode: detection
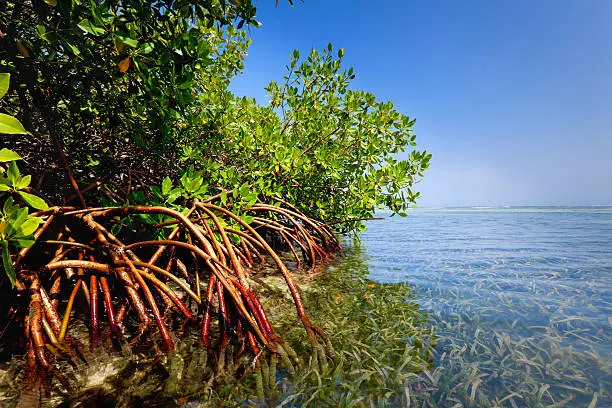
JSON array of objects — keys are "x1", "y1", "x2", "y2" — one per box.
[{"x1": 8, "y1": 201, "x2": 340, "y2": 391}]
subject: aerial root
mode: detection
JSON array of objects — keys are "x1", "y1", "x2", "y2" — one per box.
[{"x1": 8, "y1": 201, "x2": 339, "y2": 393}]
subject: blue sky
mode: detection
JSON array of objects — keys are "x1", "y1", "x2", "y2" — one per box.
[{"x1": 230, "y1": 0, "x2": 612, "y2": 207}]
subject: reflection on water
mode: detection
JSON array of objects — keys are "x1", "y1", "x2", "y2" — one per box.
[{"x1": 362, "y1": 207, "x2": 612, "y2": 406}]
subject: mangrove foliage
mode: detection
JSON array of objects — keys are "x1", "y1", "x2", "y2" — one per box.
[{"x1": 0, "y1": 0, "x2": 431, "y2": 404}]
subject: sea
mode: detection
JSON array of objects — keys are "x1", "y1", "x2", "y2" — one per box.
[
  {"x1": 361, "y1": 207, "x2": 612, "y2": 407},
  {"x1": 2, "y1": 207, "x2": 610, "y2": 407}
]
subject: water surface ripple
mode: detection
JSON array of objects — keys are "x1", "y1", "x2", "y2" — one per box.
[{"x1": 362, "y1": 207, "x2": 612, "y2": 406}]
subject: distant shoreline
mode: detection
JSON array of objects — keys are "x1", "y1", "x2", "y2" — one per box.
[{"x1": 374, "y1": 205, "x2": 612, "y2": 215}]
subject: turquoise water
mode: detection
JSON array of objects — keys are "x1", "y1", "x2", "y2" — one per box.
[
  {"x1": 362, "y1": 207, "x2": 612, "y2": 406},
  {"x1": 2, "y1": 207, "x2": 610, "y2": 407}
]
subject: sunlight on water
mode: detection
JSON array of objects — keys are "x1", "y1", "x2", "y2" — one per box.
[{"x1": 363, "y1": 207, "x2": 612, "y2": 407}]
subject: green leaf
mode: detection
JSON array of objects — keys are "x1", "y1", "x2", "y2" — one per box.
[
  {"x1": 10, "y1": 207, "x2": 29, "y2": 230},
  {"x1": 7, "y1": 161, "x2": 19, "y2": 187},
  {"x1": 13, "y1": 238, "x2": 35, "y2": 248},
  {"x1": 36, "y1": 25, "x2": 48, "y2": 41},
  {"x1": 161, "y1": 177, "x2": 172, "y2": 195},
  {"x1": 43, "y1": 0, "x2": 57, "y2": 6},
  {"x1": 18, "y1": 191, "x2": 49, "y2": 210},
  {"x1": 166, "y1": 190, "x2": 181, "y2": 204},
  {"x1": 180, "y1": 173, "x2": 190, "y2": 190},
  {"x1": 188, "y1": 176, "x2": 203, "y2": 193},
  {"x1": 0, "y1": 184, "x2": 10, "y2": 192},
  {"x1": 239, "y1": 183, "x2": 250, "y2": 197},
  {"x1": 90, "y1": 2, "x2": 104, "y2": 25},
  {"x1": 77, "y1": 19, "x2": 106, "y2": 36},
  {"x1": 115, "y1": 33, "x2": 138, "y2": 48},
  {"x1": 0, "y1": 73, "x2": 9, "y2": 100},
  {"x1": 195, "y1": 184, "x2": 208, "y2": 196},
  {"x1": 140, "y1": 42, "x2": 155, "y2": 55},
  {"x1": 0, "y1": 148, "x2": 21, "y2": 162},
  {"x1": 17, "y1": 217, "x2": 40, "y2": 237},
  {"x1": 3, "y1": 197, "x2": 15, "y2": 215},
  {"x1": 2, "y1": 243, "x2": 16, "y2": 288},
  {"x1": 0, "y1": 114, "x2": 29, "y2": 135},
  {"x1": 240, "y1": 215, "x2": 254, "y2": 224},
  {"x1": 16, "y1": 175, "x2": 31, "y2": 190},
  {"x1": 35, "y1": 24, "x2": 46, "y2": 37},
  {"x1": 61, "y1": 39, "x2": 81, "y2": 56}
]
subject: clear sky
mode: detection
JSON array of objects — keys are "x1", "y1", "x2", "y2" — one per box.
[{"x1": 230, "y1": 0, "x2": 612, "y2": 207}]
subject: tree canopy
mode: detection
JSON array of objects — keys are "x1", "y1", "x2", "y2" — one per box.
[{"x1": 0, "y1": 0, "x2": 430, "y2": 229}]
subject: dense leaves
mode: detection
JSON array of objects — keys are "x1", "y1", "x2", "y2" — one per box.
[
  {"x1": 0, "y1": 151, "x2": 47, "y2": 287},
  {"x1": 182, "y1": 47, "x2": 431, "y2": 231},
  {"x1": 0, "y1": 75, "x2": 46, "y2": 287},
  {"x1": 0, "y1": 0, "x2": 253, "y2": 202},
  {"x1": 0, "y1": 0, "x2": 429, "y2": 233}
]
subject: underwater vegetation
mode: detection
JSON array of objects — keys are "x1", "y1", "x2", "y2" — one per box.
[
  {"x1": 2, "y1": 235, "x2": 609, "y2": 407},
  {"x1": 405, "y1": 284, "x2": 610, "y2": 407},
  {"x1": 0, "y1": 248, "x2": 436, "y2": 407},
  {"x1": 364, "y1": 209, "x2": 612, "y2": 408}
]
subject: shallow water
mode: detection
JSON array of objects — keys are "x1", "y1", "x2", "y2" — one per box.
[
  {"x1": 362, "y1": 207, "x2": 612, "y2": 406},
  {"x1": 1, "y1": 207, "x2": 610, "y2": 407}
]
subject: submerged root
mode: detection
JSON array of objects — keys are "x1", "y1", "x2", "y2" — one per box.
[{"x1": 5, "y1": 201, "x2": 340, "y2": 398}]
